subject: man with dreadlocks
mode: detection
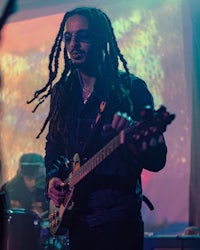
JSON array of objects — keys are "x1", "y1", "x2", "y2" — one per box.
[{"x1": 28, "y1": 6, "x2": 168, "y2": 250}]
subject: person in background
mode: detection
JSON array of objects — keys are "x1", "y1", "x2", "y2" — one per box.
[
  {"x1": 28, "y1": 7, "x2": 170, "y2": 250},
  {"x1": 1, "y1": 153, "x2": 49, "y2": 217}
]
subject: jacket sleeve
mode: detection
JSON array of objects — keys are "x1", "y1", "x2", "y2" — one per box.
[
  {"x1": 129, "y1": 75, "x2": 167, "y2": 172},
  {"x1": 45, "y1": 131, "x2": 69, "y2": 182},
  {"x1": 44, "y1": 85, "x2": 69, "y2": 184}
]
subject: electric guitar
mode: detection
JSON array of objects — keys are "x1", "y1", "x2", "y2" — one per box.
[{"x1": 49, "y1": 105, "x2": 175, "y2": 236}]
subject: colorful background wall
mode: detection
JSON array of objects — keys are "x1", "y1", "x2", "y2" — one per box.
[{"x1": 1, "y1": 0, "x2": 199, "y2": 234}]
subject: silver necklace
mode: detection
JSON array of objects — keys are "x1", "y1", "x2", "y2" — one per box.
[
  {"x1": 78, "y1": 70, "x2": 94, "y2": 104},
  {"x1": 82, "y1": 87, "x2": 93, "y2": 104}
]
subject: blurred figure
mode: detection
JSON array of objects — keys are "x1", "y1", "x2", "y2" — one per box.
[
  {"x1": 1, "y1": 153, "x2": 49, "y2": 217},
  {"x1": 0, "y1": 153, "x2": 49, "y2": 250}
]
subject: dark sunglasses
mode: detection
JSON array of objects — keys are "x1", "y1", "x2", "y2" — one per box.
[{"x1": 63, "y1": 29, "x2": 91, "y2": 44}]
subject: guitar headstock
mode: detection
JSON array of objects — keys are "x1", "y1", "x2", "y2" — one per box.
[
  {"x1": 126, "y1": 105, "x2": 175, "y2": 143},
  {"x1": 140, "y1": 105, "x2": 175, "y2": 132}
]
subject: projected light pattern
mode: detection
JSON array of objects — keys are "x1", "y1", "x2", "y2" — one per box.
[
  {"x1": 1, "y1": 51, "x2": 49, "y2": 180},
  {"x1": 113, "y1": 9, "x2": 164, "y2": 107}
]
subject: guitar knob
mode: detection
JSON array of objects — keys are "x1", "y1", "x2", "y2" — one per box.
[
  {"x1": 50, "y1": 221, "x2": 55, "y2": 228},
  {"x1": 157, "y1": 105, "x2": 166, "y2": 113},
  {"x1": 55, "y1": 218, "x2": 60, "y2": 226},
  {"x1": 49, "y1": 213, "x2": 54, "y2": 220}
]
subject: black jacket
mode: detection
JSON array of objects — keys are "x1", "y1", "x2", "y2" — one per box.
[{"x1": 45, "y1": 71, "x2": 167, "y2": 226}]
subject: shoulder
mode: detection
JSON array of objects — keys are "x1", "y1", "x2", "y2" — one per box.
[
  {"x1": 5, "y1": 176, "x2": 22, "y2": 192},
  {"x1": 119, "y1": 71, "x2": 154, "y2": 120},
  {"x1": 119, "y1": 70, "x2": 152, "y2": 101},
  {"x1": 51, "y1": 78, "x2": 68, "y2": 95},
  {"x1": 49, "y1": 77, "x2": 70, "y2": 109},
  {"x1": 119, "y1": 70, "x2": 147, "y2": 90}
]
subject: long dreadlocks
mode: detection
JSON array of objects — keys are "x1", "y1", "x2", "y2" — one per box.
[{"x1": 28, "y1": 7, "x2": 134, "y2": 138}]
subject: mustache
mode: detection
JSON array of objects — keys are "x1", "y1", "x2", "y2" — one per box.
[{"x1": 70, "y1": 48, "x2": 83, "y2": 54}]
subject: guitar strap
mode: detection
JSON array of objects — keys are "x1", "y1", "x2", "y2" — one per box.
[
  {"x1": 142, "y1": 195, "x2": 154, "y2": 211},
  {"x1": 95, "y1": 100, "x2": 107, "y2": 124}
]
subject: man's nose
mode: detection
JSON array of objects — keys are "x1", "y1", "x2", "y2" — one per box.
[{"x1": 69, "y1": 35, "x2": 80, "y2": 46}]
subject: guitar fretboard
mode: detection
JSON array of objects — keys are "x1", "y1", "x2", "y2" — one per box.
[{"x1": 68, "y1": 131, "x2": 125, "y2": 187}]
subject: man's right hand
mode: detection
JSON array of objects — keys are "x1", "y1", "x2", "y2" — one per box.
[{"x1": 48, "y1": 177, "x2": 66, "y2": 207}]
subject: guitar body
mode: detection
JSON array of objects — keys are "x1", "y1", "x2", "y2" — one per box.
[
  {"x1": 49, "y1": 200, "x2": 76, "y2": 235},
  {"x1": 49, "y1": 154, "x2": 80, "y2": 236}
]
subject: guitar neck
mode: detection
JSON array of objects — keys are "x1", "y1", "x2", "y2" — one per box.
[
  {"x1": 68, "y1": 130, "x2": 125, "y2": 187},
  {"x1": 66, "y1": 105, "x2": 175, "y2": 188}
]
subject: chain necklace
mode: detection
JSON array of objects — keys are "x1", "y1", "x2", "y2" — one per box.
[
  {"x1": 83, "y1": 86, "x2": 93, "y2": 104},
  {"x1": 78, "y1": 69, "x2": 94, "y2": 104}
]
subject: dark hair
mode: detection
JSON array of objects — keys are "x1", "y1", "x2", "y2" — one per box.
[{"x1": 28, "y1": 7, "x2": 134, "y2": 138}]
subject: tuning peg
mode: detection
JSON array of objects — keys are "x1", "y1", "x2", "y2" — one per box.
[{"x1": 157, "y1": 105, "x2": 167, "y2": 113}]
